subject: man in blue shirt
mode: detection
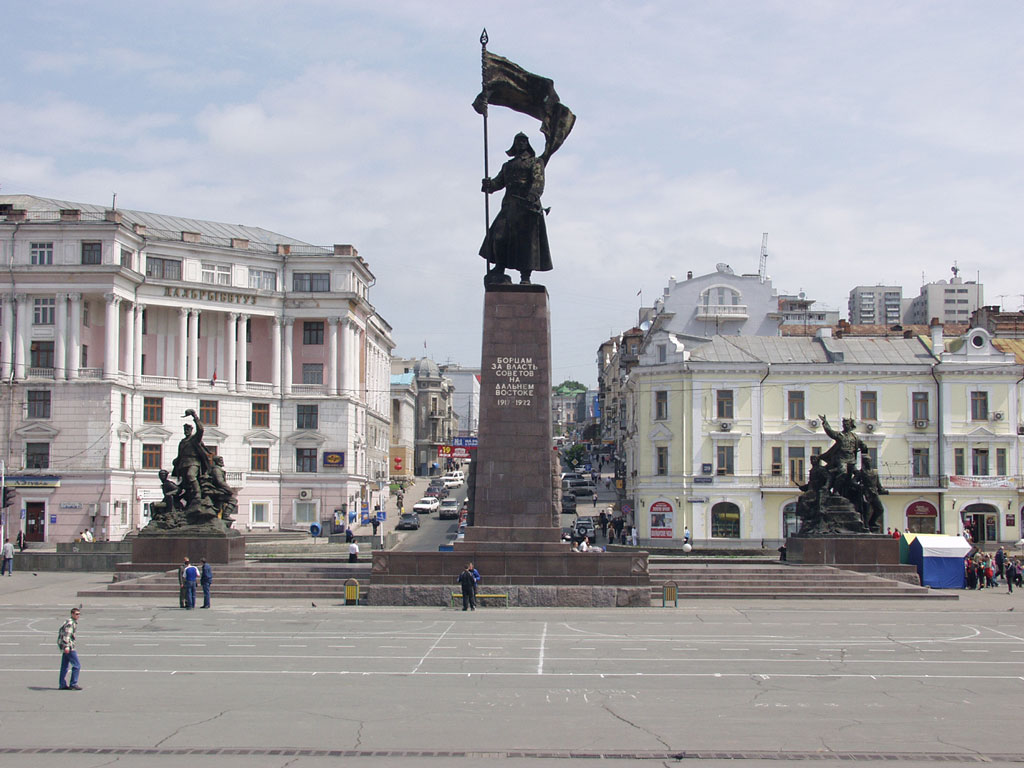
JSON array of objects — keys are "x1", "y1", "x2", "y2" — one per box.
[
  {"x1": 182, "y1": 558, "x2": 199, "y2": 609},
  {"x1": 200, "y1": 558, "x2": 213, "y2": 608}
]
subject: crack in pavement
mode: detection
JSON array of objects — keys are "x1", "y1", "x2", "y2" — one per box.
[
  {"x1": 153, "y1": 710, "x2": 229, "y2": 748},
  {"x1": 601, "y1": 701, "x2": 672, "y2": 750}
]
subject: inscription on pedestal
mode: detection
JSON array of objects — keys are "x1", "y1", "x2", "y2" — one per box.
[{"x1": 491, "y1": 356, "x2": 537, "y2": 408}]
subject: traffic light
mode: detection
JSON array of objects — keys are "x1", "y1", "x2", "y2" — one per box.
[{"x1": 2, "y1": 486, "x2": 14, "y2": 508}]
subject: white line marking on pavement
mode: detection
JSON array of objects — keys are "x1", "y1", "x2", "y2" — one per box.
[
  {"x1": 411, "y1": 621, "x2": 454, "y2": 674},
  {"x1": 538, "y1": 622, "x2": 547, "y2": 675},
  {"x1": 228, "y1": 644, "x2": 255, "y2": 648},
  {"x1": 981, "y1": 625, "x2": 1024, "y2": 643},
  {"x1": 329, "y1": 645, "x2": 355, "y2": 648}
]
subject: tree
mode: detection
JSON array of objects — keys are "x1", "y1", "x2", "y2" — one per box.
[
  {"x1": 563, "y1": 443, "x2": 587, "y2": 468},
  {"x1": 553, "y1": 379, "x2": 587, "y2": 395}
]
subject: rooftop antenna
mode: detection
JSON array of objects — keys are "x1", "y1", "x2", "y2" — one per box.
[
  {"x1": 758, "y1": 232, "x2": 768, "y2": 283},
  {"x1": 951, "y1": 261, "x2": 959, "y2": 279},
  {"x1": 111, "y1": 192, "x2": 117, "y2": 210}
]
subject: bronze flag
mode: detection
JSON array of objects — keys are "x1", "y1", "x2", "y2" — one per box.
[{"x1": 473, "y1": 50, "x2": 576, "y2": 162}]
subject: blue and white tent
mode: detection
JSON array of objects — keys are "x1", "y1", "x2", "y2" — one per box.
[{"x1": 908, "y1": 534, "x2": 972, "y2": 589}]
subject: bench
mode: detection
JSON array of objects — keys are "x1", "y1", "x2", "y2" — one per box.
[{"x1": 450, "y1": 591, "x2": 510, "y2": 608}]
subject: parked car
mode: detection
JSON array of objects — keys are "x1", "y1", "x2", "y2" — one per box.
[
  {"x1": 396, "y1": 512, "x2": 420, "y2": 530},
  {"x1": 413, "y1": 497, "x2": 440, "y2": 513},
  {"x1": 572, "y1": 516, "x2": 596, "y2": 543},
  {"x1": 561, "y1": 495, "x2": 577, "y2": 514},
  {"x1": 443, "y1": 477, "x2": 463, "y2": 489},
  {"x1": 565, "y1": 482, "x2": 596, "y2": 498},
  {"x1": 438, "y1": 499, "x2": 460, "y2": 520}
]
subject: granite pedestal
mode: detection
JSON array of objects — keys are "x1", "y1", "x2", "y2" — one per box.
[
  {"x1": 372, "y1": 285, "x2": 649, "y2": 605},
  {"x1": 130, "y1": 531, "x2": 245, "y2": 569},
  {"x1": 785, "y1": 535, "x2": 898, "y2": 565}
]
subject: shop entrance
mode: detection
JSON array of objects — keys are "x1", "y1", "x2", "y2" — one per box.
[
  {"x1": 25, "y1": 502, "x2": 46, "y2": 542},
  {"x1": 963, "y1": 503, "x2": 998, "y2": 545}
]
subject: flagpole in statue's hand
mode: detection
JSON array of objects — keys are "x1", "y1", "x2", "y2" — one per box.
[{"x1": 480, "y1": 28, "x2": 491, "y2": 276}]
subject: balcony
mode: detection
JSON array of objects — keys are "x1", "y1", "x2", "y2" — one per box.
[
  {"x1": 695, "y1": 303, "x2": 748, "y2": 320},
  {"x1": 759, "y1": 474, "x2": 941, "y2": 489},
  {"x1": 27, "y1": 367, "x2": 56, "y2": 379}
]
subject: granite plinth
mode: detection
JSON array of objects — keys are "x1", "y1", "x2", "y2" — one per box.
[
  {"x1": 785, "y1": 535, "x2": 898, "y2": 565},
  {"x1": 130, "y1": 533, "x2": 245, "y2": 566},
  {"x1": 367, "y1": 583, "x2": 651, "y2": 607}
]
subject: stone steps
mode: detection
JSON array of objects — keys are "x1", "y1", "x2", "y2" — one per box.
[{"x1": 648, "y1": 563, "x2": 950, "y2": 600}]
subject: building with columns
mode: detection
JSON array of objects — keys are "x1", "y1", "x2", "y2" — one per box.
[{"x1": 0, "y1": 195, "x2": 393, "y2": 543}]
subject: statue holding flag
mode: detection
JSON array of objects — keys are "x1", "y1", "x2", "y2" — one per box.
[{"x1": 473, "y1": 34, "x2": 575, "y2": 286}]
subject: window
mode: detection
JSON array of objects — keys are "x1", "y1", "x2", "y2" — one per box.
[
  {"x1": 251, "y1": 502, "x2": 268, "y2": 524},
  {"x1": 657, "y1": 344, "x2": 667, "y2": 363},
  {"x1": 654, "y1": 390, "x2": 668, "y2": 421},
  {"x1": 860, "y1": 391, "x2": 877, "y2": 421},
  {"x1": 80, "y1": 345, "x2": 88, "y2": 368},
  {"x1": 145, "y1": 256, "x2": 181, "y2": 280},
  {"x1": 997, "y1": 448, "x2": 1008, "y2": 476},
  {"x1": 912, "y1": 447, "x2": 930, "y2": 477},
  {"x1": 143, "y1": 397, "x2": 163, "y2": 424},
  {"x1": 120, "y1": 393, "x2": 127, "y2": 422},
  {"x1": 294, "y1": 501, "x2": 317, "y2": 524},
  {"x1": 119, "y1": 442, "x2": 126, "y2": 469},
  {"x1": 970, "y1": 391, "x2": 988, "y2": 421},
  {"x1": 25, "y1": 442, "x2": 50, "y2": 469},
  {"x1": 716, "y1": 444, "x2": 735, "y2": 476},
  {"x1": 199, "y1": 400, "x2": 218, "y2": 426},
  {"x1": 293, "y1": 272, "x2": 330, "y2": 292},
  {"x1": 303, "y1": 321, "x2": 324, "y2": 345},
  {"x1": 296, "y1": 404, "x2": 318, "y2": 430},
  {"x1": 27, "y1": 390, "x2": 51, "y2": 419},
  {"x1": 246, "y1": 319, "x2": 252, "y2": 343},
  {"x1": 252, "y1": 403, "x2": 270, "y2": 428},
  {"x1": 711, "y1": 502, "x2": 740, "y2": 538},
  {"x1": 81, "y1": 242, "x2": 102, "y2": 265},
  {"x1": 201, "y1": 262, "x2": 232, "y2": 285},
  {"x1": 33, "y1": 298, "x2": 55, "y2": 325},
  {"x1": 912, "y1": 392, "x2": 929, "y2": 422},
  {"x1": 717, "y1": 389, "x2": 734, "y2": 420},
  {"x1": 954, "y1": 447, "x2": 965, "y2": 476},
  {"x1": 971, "y1": 448, "x2": 989, "y2": 476},
  {"x1": 251, "y1": 446, "x2": 269, "y2": 472},
  {"x1": 120, "y1": 248, "x2": 134, "y2": 269},
  {"x1": 771, "y1": 446, "x2": 782, "y2": 476},
  {"x1": 82, "y1": 301, "x2": 90, "y2": 327},
  {"x1": 296, "y1": 448, "x2": 317, "y2": 472},
  {"x1": 788, "y1": 446, "x2": 805, "y2": 483},
  {"x1": 246, "y1": 361, "x2": 252, "y2": 382},
  {"x1": 787, "y1": 391, "x2": 805, "y2": 420},
  {"x1": 30, "y1": 242, "x2": 53, "y2": 265},
  {"x1": 30, "y1": 341, "x2": 54, "y2": 369},
  {"x1": 302, "y1": 364, "x2": 324, "y2": 385},
  {"x1": 142, "y1": 444, "x2": 162, "y2": 470},
  {"x1": 248, "y1": 268, "x2": 277, "y2": 291},
  {"x1": 656, "y1": 446, "x2": 668, "y2": 476}
]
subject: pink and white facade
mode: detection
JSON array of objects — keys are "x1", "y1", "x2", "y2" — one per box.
[{"x1": 0, "y1": 195, "x2": 393, "y2": 544}]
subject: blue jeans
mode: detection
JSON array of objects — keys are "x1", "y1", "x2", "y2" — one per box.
[
  {"x1": 1, "y1": 557, "x2": 11, "y2": 575},
  {"x1": 201, "y1": 581, "x2": 211, "y2": 607},
  {"x1": 59, "y1": 650, "x2": 80, "y2": 688},
  {"x1": 185, "y1": 582, "x2": 196, "y2": 608}
]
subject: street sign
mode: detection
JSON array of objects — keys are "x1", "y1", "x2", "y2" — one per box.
[
  {"x1": 453, "y1": 437, "x2": 478, "y2": 448},
  {"x1": 692, "y1": 477, "x2": 713, "y2": 484},
  {"x1": 621, "y1": 503, "x2": 632, "y2": 515}
]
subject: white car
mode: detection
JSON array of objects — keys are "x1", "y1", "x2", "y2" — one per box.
[
  {"x1": 443, "y1": 477, "x2": 462, "y2": 489},
  {"x1": 412, "y1": 497, "x2": 440, "y2": 513}
]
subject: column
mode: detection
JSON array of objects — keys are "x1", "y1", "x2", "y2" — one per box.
[
  {"x1": 328, "y1": 316, "x2": 339, "y2": 395},
  {"x1": 55, "y1": 295, "x2": 70, "y2": 377},
  {"x1": 339, "y1": 319, "x2": 351, "y2": 398},
  {"x1": 271, "y1": 316, "x2": 282, "y2": 396},
  {"x1": 282, "y1": 317, "x2": 294, "y2": 396},
  {"x1": 177, "y1": 308, "x2": 188, "y2": 388},
  {"x1": 103, "y1": 293, "x2": 121, "y2": 380},
  {"x1": 1, "y1": 295, "x2": 13, "y2": 380},
  {"x1": 188, "y1": 309, "x2": 200, "y2": 390},
  {"x1": 122, "y1": 301, "x2": 134, "y2": 382},
  {"x1": 237, "y1": 314, "x2": 248, "y2": 393},
  {"x1": 226, "y1": 313, "x2": 238, "y2": 392},
  {"x1": 133, "y1": 304, "x2": 145, "y2": 384},
  {"x1": 67, "y1": 293, "x2": 81, "y2": 380},
  {"x1": 14, "y1": 294, "x2": 28, "y2": 380}
]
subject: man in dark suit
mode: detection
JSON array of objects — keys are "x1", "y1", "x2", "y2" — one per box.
[{"x1": 200, "y1": 558, "x2": 213, "y2": 608}]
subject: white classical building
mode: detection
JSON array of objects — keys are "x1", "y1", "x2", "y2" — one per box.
[{"x1": 0, "y1": 195, "x2": 393, "y2": 543}]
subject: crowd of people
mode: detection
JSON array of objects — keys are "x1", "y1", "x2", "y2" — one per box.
[{"x1": 965, "y1": 546, "x2": 1023, "y2": 592}]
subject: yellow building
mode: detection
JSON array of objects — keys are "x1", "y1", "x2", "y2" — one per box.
[{"x1": 624, "y1": 325, "x2": 1022, "y2": 549}]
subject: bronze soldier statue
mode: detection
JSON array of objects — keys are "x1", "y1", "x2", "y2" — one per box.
[
  {"x1": 171, "y1": 409, "x2": 210, "y2": 506},
  {"x1": 480, "y1": 132, "x2": 552, "y2": 286}
]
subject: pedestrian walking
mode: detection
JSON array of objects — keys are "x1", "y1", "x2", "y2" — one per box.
[
  {"x1": 371, "y1": 516, "x2": 380, "y2": 536},
  {"x1": 177, "y1": 558, "x2": 188, "y2": 608},
  {"x1": 457, "y1": 562, "x2": 477, "y2": 611},
  {"x1": 630, "y1": 526, "x2": 638, "y2": 546},
  {"x1": 200, "y1": 558, "x2": 213, "y2": 608},
  {"x1": 1, "y1": 538, "x2": 13, "y2": 576},
  {"x1": 182, "y1": 558, "x2": 199, "y2": 609},
  {"x1": 683, "y1": 526, "x2": 691, "y2": 545},
  {"x1": 348, "y1": 540, "x2": 360, "y2": 563},
  {"x1": 58, "y1": 607, "x2": 83, "y2": 690}
]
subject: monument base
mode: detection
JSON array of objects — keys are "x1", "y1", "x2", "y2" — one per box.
[
  {"x1": 130, "y1": 531, "x2": 245, "y2": 567},
  {"x1": 785, "y1": 535, "x2": 898, "y2": 565},
  {"x1": 368, "y1": 582, "x2": 651, "y2": 608}
]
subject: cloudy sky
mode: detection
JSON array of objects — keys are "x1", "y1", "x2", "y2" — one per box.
[{"x1": 3, "y1": 1, "x2": 1022, "y2": 386}]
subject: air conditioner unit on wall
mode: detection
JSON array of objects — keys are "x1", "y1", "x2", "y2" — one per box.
[
  {"x1": 719, "y1": 421, "x2": 732, "y2": 432},
  {"x1": 298, "y1": 489, "x2": 313, "y2": 501},
  {"x1": 914, "y1": 419, "x2": 928, "y2": 429},
  {"x1": 992, "y1": 411, "x2": 1005, "y2": 421},
  {"x1": 808, "y1": 419, "x2": 820, "y2": 428},
  {"x1": 865, "y1": 423, "x2": 875, "y2": 433}
]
